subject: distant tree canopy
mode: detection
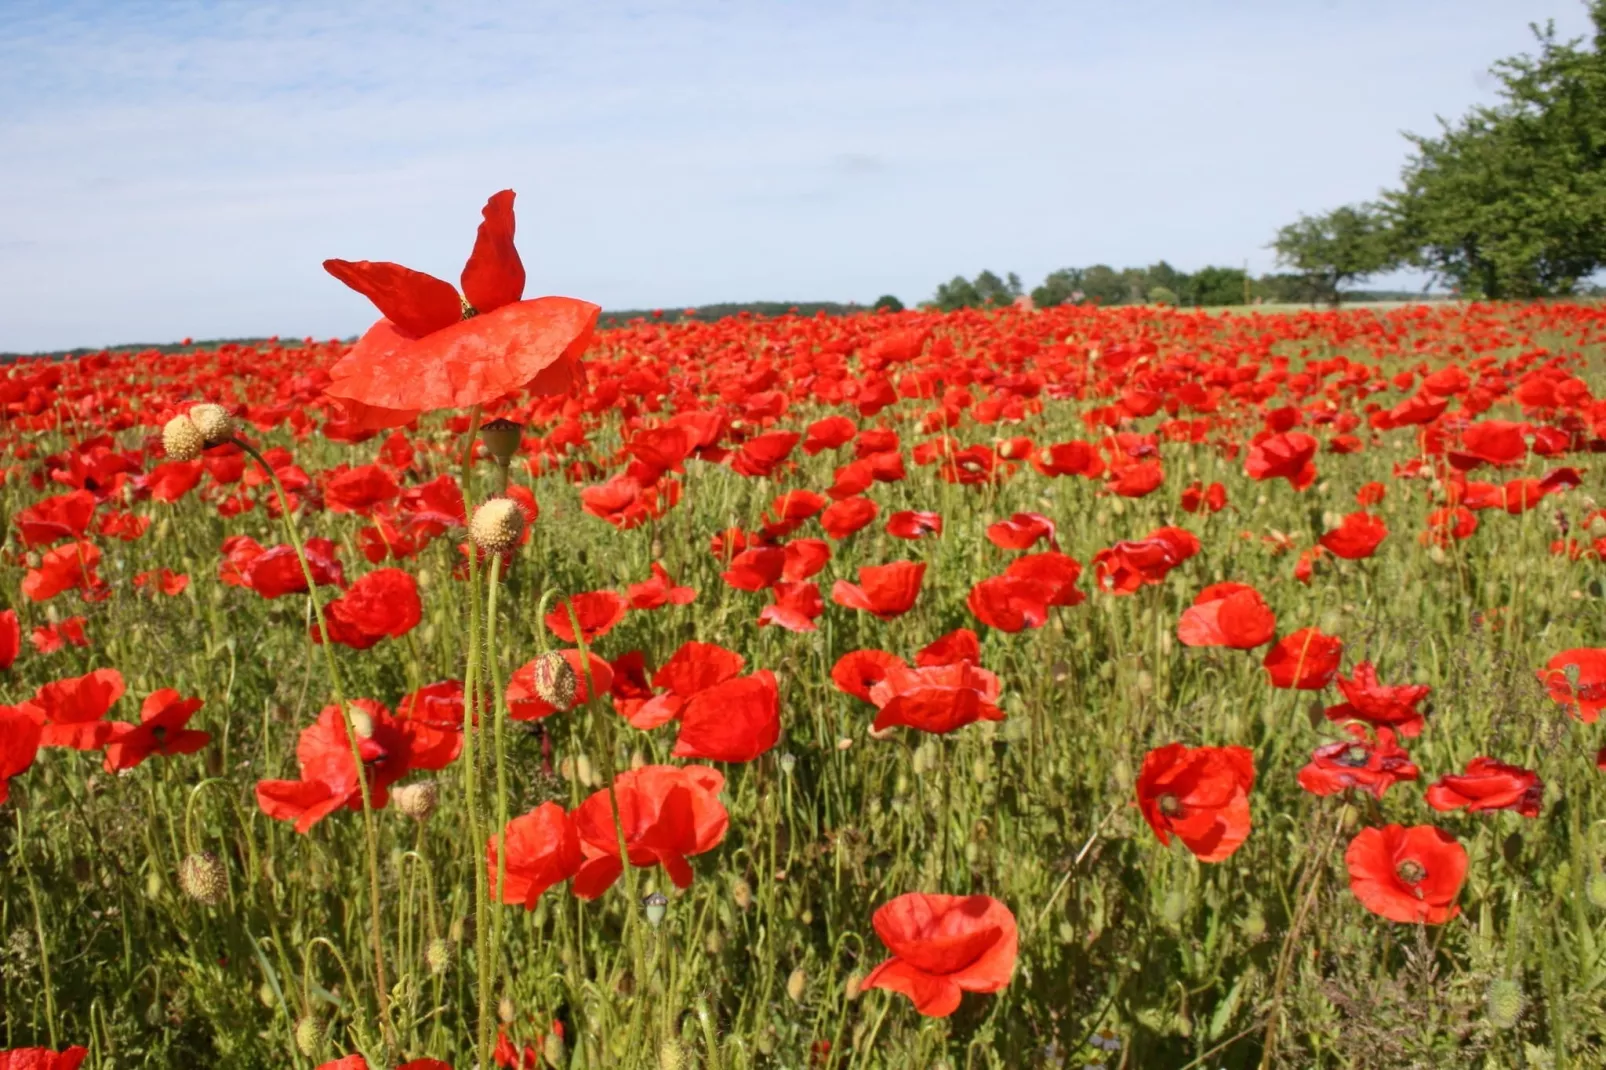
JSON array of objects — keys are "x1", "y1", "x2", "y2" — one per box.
[
  {"x1": 1279, "y1": 3, "x2": 1606, "y2": 299},
  {"x1": 938, "y1": 262, "x2": 1292, "y2": 310}
]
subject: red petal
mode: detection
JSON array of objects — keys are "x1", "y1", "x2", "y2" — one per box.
[
  {"x1": 460, "y1": 190, "x2": 526, "y2": 313},
  {"x1": 322, "y1": 260, "x2": 462, "y2": 338}
]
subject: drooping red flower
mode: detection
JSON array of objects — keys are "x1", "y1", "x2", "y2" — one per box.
[
  {"x1": 720, "y1": 546, "x2": 786, "y2": 591},
  {"x1": 323, "y1": 190, "x2": 600, "y2": 430},
  {"x1": 1344, "y1": 824, "x2": 1466, "y2": 924},
  {"x1": 1539, "y1": 648, "x2": 1606, "y2": 723},
  {"x1": 1319, "y1": 512, "x2": 1388, "y2": 560},
  {"x1": 545, "y1": 590, "x2": 629, "y2": 644},
  {"x1": 1296, "y1": 724, "x2": 1419, "y2": 799},
  {"x1": 255, "y1": 700, "x2": 460, "y2": 833},
  {"x1": 831, "y1": 561, "x2": 926, "y2": 619},
  {"x1": 1425, "y1": 757, "x2": 1543, "y2": 818},
  {"x1": 488, "y1": 801, "x2": 584, "y2": 907},
  {"x1": 1244, "y1": 431, "x2": 1318, "y2": 490},
  {"x1": 886, "y1": 510, "x2": 942, "y2": 539},
  {"x1": 1176, "y1": 583, "x2": 1276, "y2": 650},
  {"x1": 625, "y1": 562, "x2": 696, "y2": 610},
  {"x1": 571, "y1": 764, "x2": 729, "y2": 898},
  {"x1": 861, "y1": 893, "x2": 1018, "y2": 1018},
  {"x1": 965, "y1": 574, "x2": 1051, "y2": 632},
  {"x1": 103, "y1": 689, "x2": 209, "y2": 772},
  {"x1": 0, "y1": 706, "x2": 43, "y2": 806},
  {"x1": 506, "y1": 650, "x2": 613, "y2": 720},
  {"x1": 315, "y1": 568, "x2": 423, "y2": 650},
  {"x1": 1325, "y1": 661, "x2": 1431, "y2": 736},
  {"x1": 1135, "y1": 743, "x2": 1255, "y2": 862},
  {"x1": 867, "y1": 661, "x2": 1004, "y2": 734},
  {"x1": 1001, "y1": 551, "x2": 1084, "y2": 607},
  {"x1": 917, "y1": 628, "x2": 981, "y2": 667},
  {"x1": 1262, "y1": 628, "x2": 1343, "y2": 691},
  {"x1": 22, "y1": 668, "x2": 125, "y2": 750}
]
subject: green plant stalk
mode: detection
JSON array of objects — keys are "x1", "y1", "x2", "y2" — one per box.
[
  {"x1": 17, "y1": 805, "x2": 59, "y2": 1049},
  {"x1": 233, "y1": 435, "x2": 392, "y2": 1040},
  {"x1": 485, "y1": 551, "x2": 516, "y2": 1043}
]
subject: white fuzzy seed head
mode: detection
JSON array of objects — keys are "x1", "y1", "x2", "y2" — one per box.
[
  {"x1": 470, "y1": 498, "x2": 525, "y2": 553},
  {"x1": 162, "y1": 415, "x2": 205, "y2": 461},
  {"x1": 188, "y1": 403, "x2": 235, "y2": 444}
]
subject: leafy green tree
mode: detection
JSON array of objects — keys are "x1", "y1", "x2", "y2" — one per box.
[
  {"x1": 1184, "y1": 266, "x2": 1251, "y2": 307},
  {"x1": 973, "y1": 270, "x2": 1014, "y2": 307},
  {"x1": 931, "y1": 275, "x2": 982, "y2": 311},
  {"x1": 1272, "y1": 204, "x2": 1397, "y2": 306},
  {"x1": 1147, "y1": 285, "x2": 1179, "y2": 306},
  {"x1": 1079, "y1": 265, "x2": 1128, "y2": 306},
  {"x1": 873, "y1": 294, "x2": 905, "y2": 312},
  {"x1": 1031, "y1": 268, "x2": 1085, "y2": 308}
]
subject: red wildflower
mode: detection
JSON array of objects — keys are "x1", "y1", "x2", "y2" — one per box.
[
  {"x1": 1344, "y1": 824, "x2": 1466, "y2": 924},
  {"x1": 1325, "y1": 661, "x2": 1431, "y2": 736},
  {"x1": 1296, "y1": 724, "x2": 1419, "y2": 799},
  {"x1": 545, "y1": 590, "x2": 629, "y2": 644},
  {"x1": 1135, "y1": 743, "x2": 1255, "y2": 862},
  {"x1": 316, "y1": 568, "x2": 423, "y2": 649},
  {"x1": 22, "y1": 540, "x2": 104, "y2": 602},
  {"x1": 507, "y1": 650, "x2": 613, "y2": 721},
  {"x1": 1244, "y1": 431, "x2": 1318, "y2": 490},
  {"x1": 861, "y1": 893, "x2": 1018, "y2": 1018},
  {"x1": 323, "y1": 190, "x2": 600, "y2": 430},
  {"x1": 133, "y1": 568, "x2": 190, "y2": 596},
  {"x1": 830, "y1": 649, "x2": 906, "y2": 703},
  {"x1": 23, "y1": 668, "x2": 125, "y2": 750},
  {"x1": 0, "y1": 609, "x2": 17, "y2": 670},
  {"x1": 1262, "y1": 628, "x2": 1343, "y2": 691},
  {"x1": 1356, "y1": 481, "x2": 1386, "y2": 506},
  {"x1": 0, "y1": 1047, "x2": 88, "y2": 1070},
  {"x1": 103, "y1": 689, "x2": 209, "y2": 772},
  {"x1": 1425, "y1": 757, "x2": 1543, "y2": 818},
  {"x1": 625, "y1": 641, "x2": 745, "y2": 729},
  {"x1": 571, "y1": 765, "x2": 729, "y2": 898},
  {"x1": 758, "y1": 581, "x2": 825, "y2": 632},
  {"x1": 29, "y1": 617, "x2": 88, "y2": 654},
  {"x1": 831, "y1": 561, "x2": 926, "y2": 619},
  {"x1": 488, "y1": 801, "x2": 583, "y2": 906},
  {"x1": 1319, "y1": 512, "x2": 1388, "y2": 560},
  {"x1": 819, "y1": 496, "x2": 879, "y2": 539},
  {"x1": 985, "y1": 512, "x2": 1057, "y2": 551},
  {"x1": 1539, "y1": 648, "x2": 1606, "y2": 723},
  {"x1": 867, "y1": 661, "x2": 1004, "y2": 734},
  {"x1": 15, "y1": 490, "x2": 97, "y2": 547},
  {"x1": 673, "y1": 669, "x2": 781, "y2": 762},
  {"x1": 886, "y1": 511, "x2": 942, "y2": 539},
  {"x1": 1092, "y1": 526, "x2": 1199, "y2": 594},
  {"x1": 1180, "y1": 480, "x2": 1227, "y2": 514},
  {"x1": 730, "y1": 431, "x2": 800, "y2": 478},
  {"x1": 0, "y1": 707, "x2": 43, "y2": 805},
  {"x1": 1177, "y1": 583, "x2": 1276, "y2": 650},
  {"x1": 626, "y1": 562, "x2": 696, "y2": 610}
]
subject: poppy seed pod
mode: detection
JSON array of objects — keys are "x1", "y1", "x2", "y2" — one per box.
[
  {"x1": 425, "y1": 936, "x2": 452, "y2": 975},
  {"x1": 162, "y1": 414, "x2": 205, "y2": 461},
  {"x1": 1486, "y1": 978, "x2": 1524, "y2": 1029},
  {"x1": 178, "y1": 852, "x2": 227, "y2": 905},
  {"x1": 293, "y1": 1013, "x2": 325, "y2": 1057},
  {"x1": 394, "y1": 780, "x2": 439, "y2": 820},
  {"x1": 531, "y1": 650, "x2": 578, "y2": 710},
  {"x1": 658, "y1": 1038, "x2": 687, "y2": 1070},
  {"x1": 480, "y1": 417, "x2": 524, "y2": 465},
  {"x1": 470, "y1": 497, "x2": 525, "y2": 553},
  {"x1": 188, "y1": 403, "x2": 235, "y2": 444}
]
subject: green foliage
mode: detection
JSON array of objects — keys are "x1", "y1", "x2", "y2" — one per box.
[
  {"x1": 1272, "y1": 205, "x2": 1398, "y2": 306},
  {"x1": 873, "y1": 294, "x2": 906, "y2": 313},
  {"x1": 1147, "y1": 285, "x2": 1179, "y2": 306},
  {"x1": 1031, "y1": 268, "x2": 1084, "y2": 308}
]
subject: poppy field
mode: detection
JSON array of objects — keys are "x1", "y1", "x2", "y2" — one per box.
[{"x1": 4, "y1": 194, "x2": 1606, "y2": 1069}]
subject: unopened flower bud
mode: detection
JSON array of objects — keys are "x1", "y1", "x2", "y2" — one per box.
[
  {"x1": 470, "y1": 497, "x2": 525, "y2": 553},
  {"x1": 162, "y1": 415, "x2": 205, "y2": 461},
  {"x1": 393, "y1": 780, "x2": 439, "y2": 820},
  {"x1": 1486, "y1": 978, "x2": 1524, "y2": 1029},
  {"x1": 543, "y1": 1030, "x2": 567, "y2": 1069},
  {"x1": 1587, "y1": 871, "x2": 1606, "y2": 910},
  {"x1": 425, "y1": 937, "x2": 452, "y2": 975},
  {"x1": 731, "y1": 877, "x2": 753, "y2": 911},
  {"x1": 532, "y1": 651, "x2": 578, "y2": 710},
  {"x1": 498, "y1": 995, "x2": 515, "y2": 1024},
  {"x1": 178, "y1": 852, "x2": 227, "y2": 905},
  {"x1": 346, "y1": 706, "x2": 374, "y2": 740},
  {"x1": 294, "y1": 1013, "x2": 325, "y2": 1056},
  {"x1": 786, "y1": 966, "x2": 807, "y2": 1003}
]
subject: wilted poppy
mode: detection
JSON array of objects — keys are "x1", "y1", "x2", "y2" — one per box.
[
  {"x1": 1344, "y1": 824, "x2": 1466, "y2": 924},
  {"x1": 1425, "y1": 757, "x2": 1543, "y2": 818},
  {"x1": 1135, "y1": 743, "x2": 1254, "y2": 862},
  {"x1": 1325, "y1": 661, "x2": 1431, "y2": 736},
  {"x1": 1296, "y1": 724, "x2": 1418, "y2": 799},
  {"x1": 861, "y1": 893, "x2": 1018, "y2": 1017}
]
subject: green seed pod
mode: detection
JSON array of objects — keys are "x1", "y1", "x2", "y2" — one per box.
[
  {"x1": 1486, "y1": 978, "x2": 1525, "y2": 1030},
  {"x1": 657, "y1": 1038, "x2": 686, "y2": 1070},
  {"x1": 293, "y1": 1014, "x2": 325, "y2": 1057},
  {"x1": 178, "y1": 852, "x2": 227, "y2": 906},
  {"x1": 426, "y1": 936, "x2": 452, "y2": 975}
]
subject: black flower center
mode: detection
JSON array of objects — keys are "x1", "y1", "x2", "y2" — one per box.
[
  {"x1": 1158, "y1": 793, "x2": 1183, "y2": 818},
  {"x1": 1395, "y1": 859, "x2": 1426, "y2": 884}
]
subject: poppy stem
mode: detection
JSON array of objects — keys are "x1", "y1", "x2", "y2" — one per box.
[
  {"x1": 231, "y1": 434, "x2": 393, "y2": 1043},
  {"x1": 16, "y1": 803, "x2": 60, "y2": 1050},
  {"x1": 485, "y1": 552, "x2": 515, "y2": 1044}
]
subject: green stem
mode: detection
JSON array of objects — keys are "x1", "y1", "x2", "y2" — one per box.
[
  {"x1": 486, "y1": 552, "x2": 515, "y2": 1042},
  {"x1": 17, "y1": 805, "x2": 59, "y2": 1049}
]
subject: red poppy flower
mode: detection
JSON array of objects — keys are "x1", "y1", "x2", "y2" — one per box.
[
  {"x1": 255, "y1": 700, "x2": 460, "y2": 833},
  {"x1": 831, "y1": 561, "x2": 926, "y2": 619},
  {"x1": 1425, "y1": 757, "x2": 1543, "y2": 818},
  {"x1": 830, "y1": 649, "x2": 906, "y2": 703},
  {"x1": 133, "y1": 568, "x2": 190, "y2": 596},
  {"x1": 861, "y1": 893, "x2": 1017, "y2": 1018},
  {"x1": 0, "y1": 609, "x2": 17, "y2": 670},
  {"x1": 323, "y1": 191, "x2": 600, "y2": 430},
  {"x1": 803, "y1": 414, "x2": 858, "y2": 454},
  {"x1": 1177, "y1": 583, "x2": 1276, "y2": 650},
  {"x1": 819, "y1": 496, "x2": 879, "y2": 539},
  {"x1": 1325, "y1": 661, "x2": 1431, "y2": 736},
  {"x1": 673, "y1": 669, "x2": 780, "y2": 762},
  {"x1": 315, "y1": 568, "x2": 423, "y2": 650},
  {"x1": 22, "y1": 540, "x2": 104, "y2": 602},
  {"x1": 1245, "y1": 431, "x2": 1318, "y2": 490},
  {"x1": 730, "y1": 431, "x2": 801, "y2": 478},
  {"x1": 1262, "y1": 628, "x2": 1343, "y2": 691},
  {"x1": 15, "y1": 489, "x2": 97, "y2": 547},
  {"x1": 886, "y1": 511, "x2": 942, "y2": 539},
  {"x1": 626, "y1": 562, "x2": 696, "y2": 610},
  {"x1": 1296, "y1": 724, "x2": 1418, "y2": 799},
  {"x1": 985, "y1": 512, "x2": 1057, "y2": 551},
  {"x1": 1319, "y1": 512, "x2": 1388, "y2": 560},
  {"x1": 1448, "y1": 420, "x2": 1527, "y2": 470},
  {"x1": 758, "y1": 581, "x2": 825, "y2": 632},
  {"x1": 1421, "y1": 506, "x2": 1477, "y2": 546},
  {"x1": 966, "y1": 574, "x2": 1053, "y2": 632},
  {"x1": 571, "y1": 764, "x2": 728, "y2": 898},
  {"x1": 623, "y1": 641, "x2": 746, "y2": 729},
  {"x1": 142, "y1": 460, "x2": 205, "y2": 504},
  {"x1": 1539, "y1": 648, "x2": 1606, "y2": 723},
  {"x1": 0, "y1": 707, "x2": 43, "y2": 806},
  {"x1": 397, "y1": 680, "x2": 466, "y2": 727},
  {"x1": 1033, "y1": 440, "x2": 1105, "y2": 479},
  {"x1": 1356, "y1": 481, "x2": 1386, "y2": 506},
  {"x1": 241, "y1": 538, "x2": 345, "y2": 600},
  {"x1": 324, "y1": 464, "x2": 402, "y2": 515},
  {"x1": 103, "y1": 689, "x2": 209, "y2": 772},
  {"x1": 720, "y1": 546, "x2": 786, "y2": 591},
  {"x1": 545, "y1": 590, "x2": 629, "y2": 644},
  {"x1": 23, "y1": 668, "x2": 125, "y2": 750},
  {"x1": 29, "y1": 617, "x2": 89, "y2": 655},
  {"x1": 1106, "y1": 459, "x2": 1164, "y2": 498},
  {"x1": 0, "y1": 1047, "x2": 88, "y2": 1070},
  {"x1": 1344, "y1": 824, "x2": 1466, "y2": 924},
  {"x1": 488, "y1": 801, "x2": 583, "y2": 907},
  {"x1": 782, "y1": 538, "x2": 832, "y2": 582},
  {"x1": 917, "y1": 628, "x2": 981, "y2": 667},
  {"x1": 1180, "y1": 480, "x2": 1227, "y2": 514},
  {"x1": 507, "y1": 650, "x2": 612, "y2": 720},
  {"x1": 1135, "y1": 743, "x2": 1255, "y2": 862},
  {"x1": 867, "y1": 661, "x2": 1004, "y2": 734},
  {"x1": 1092, "y1": 527, "x2": 1199, "y2": 595}
]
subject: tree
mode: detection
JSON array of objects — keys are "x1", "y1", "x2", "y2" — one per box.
[
  {"x1": 1031, "y1": 268, "x2": 1084, "y2": 308},
  {"x1": 1079, "y1": 265, "x2": 1128, "y2": 306},
  {"x1": 973, "y1": 270, "x2": 1015, "y2": 307},
  {"x1": 1272, "y1": 204, "x2": 1397, "y2": 306},
  {"x1": 931, "y1": 276, "x2": 982, "y2": 311},
  {"x1": 873, "y1": 294, "x2": 905, "y2": 312},
  {"x1": 1184, "y1": 266, "x2": 1251, "y2": 307}
]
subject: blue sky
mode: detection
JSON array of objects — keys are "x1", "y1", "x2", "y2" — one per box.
[{"x1": 0, "y1": 0, "x2": 1594, "y2": 352}]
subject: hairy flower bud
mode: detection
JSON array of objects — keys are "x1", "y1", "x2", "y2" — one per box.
[
  {"x1": 470, "y1": 497, "x2": 525, "y2": 553},
  {"x1": 425, "y1": 936, "x2": 452, "y2": 975},
  {"x1": 162, "y1": 414, "x2": 205, "y2": 461},
  {"x1": 532, "y1": 650, "x2": 578, "y2": 710},
  {"x1": 393, "y1": 780, "x2": 439, "y2": 821},
  {"x1": 178, "y1": 852, "x2": 227, "y2": 905},
  {"x1": 188, "y1": 403, "x2": 235, "y2": 445},
  {"x1": 294, "y1": 1014, "x2": 325, "y2": 1057},
  {"x1": 1486, "y1": 978, "x2": 1524, "y2": 1030}
]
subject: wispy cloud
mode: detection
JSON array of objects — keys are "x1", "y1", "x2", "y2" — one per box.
[{"x1": 0, "y1": 0, "x2": 1589, "y2": 350}]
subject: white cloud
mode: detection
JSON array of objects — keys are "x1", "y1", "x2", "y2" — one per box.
[{"x1": 0, "y1": 0, "x2": 1593, "y2": 350}]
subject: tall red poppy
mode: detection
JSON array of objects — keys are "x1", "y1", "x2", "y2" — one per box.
[
  {"x1": 1344, "y1": 824, "x2": 1466, "y2": 924},
  {"x1": 488, "y1": 801, "x2": 584, "y2": 906},
  {"x1": 323, "y1": 191, "x2": 600, "y2": 430},
  {"x1": 866, "y1": 661, "x2": 1004, "y2": 734},
  {"x1": 1244, "y1": 431, "x2": 1318, "y2": 490},
  {"x1": 861, "y1": 893, "x2": 1017, "y2": 1018},
  {"x1": 1176, "y1": 583, "x2": 1276, "y2": 650},
  {"x1": 831, "y1": 561, "x2": 926, "y2": 620},
  {"x1": 1262, "y1": 628, "x2": 1343, "y2": 691},
  {"x1": 1319, "y1": 512, "x2": 1388, "y2": 560},
  {"x1": 545, "y1": 590, "x2": 629, "y2": 644},
  {"x1": 103, "y1": 690, "x2": 209, "y2": 772},
  {"x1": 1135, "y1": 743, "x2": 1254, "y2": 862},
  {"x1": 673, "y1": 669, "x2": 781, "y2": 762},
  {"x1": 625, "y1": 562, "x2": 696, "y2": 610},
  {"x1": 23, "y1": 668, "x2": 125, "y2": 750},
  {"x1": 1324, "y1": 661, "x2": 1431, "y2": 736},
  {"x1": 1425, "y1": 757, "x2": 1543, "y2": 818},
  {"x1": 571, "y1": 765, "x2": 728, "y2": 898},
  {"x1": 0, "y1": 707, "x2": 43, "y2": 805}
]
